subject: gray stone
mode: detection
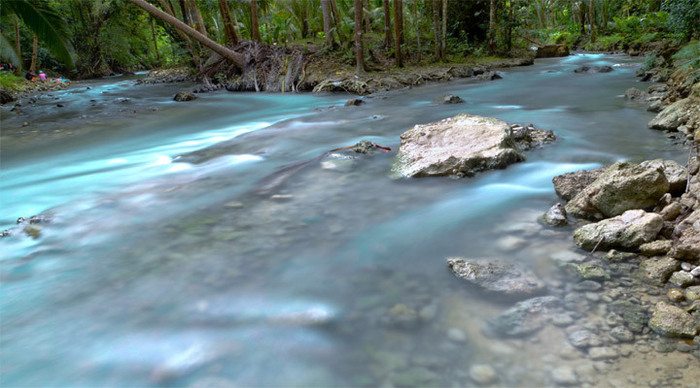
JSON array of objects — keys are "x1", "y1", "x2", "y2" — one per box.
[
  {"x1": 550, "y1": 366, "x2": 578, "y2": 386},
  {"x1": 639, "y1": 240, "x2": 673, "y2": 257},
  {"x1": 573, "y1": 210, "x2": 663, "y2": 250},
  {"x1": 648, "y1": 301, "x2": 698, "y2": 338},
  {"x1": 447, "y1": 257, "x2": 546, "y2": 300},
  {"x1": 552, "y1": 169, "x2": 602, "y2": 201},
  {"x1": 667, "y1": 288, "x2": 686, "y2": 302},
  {"x1": 610, "y1": 326, "x2": 634, "y2": 342},
  {"x1": 685, "y1": 286, "x2": 700, "y2": 301},
  {"x1": 669, "y1": 271, "x2": 698, "y2": 287},
  {"x1": 565, "y1": 162, "x2": 670, "y2": 219},
  {"x1": 692, "y1": 267, "x2": 700, "y2": 277},
  {"x1": 173, "y1": 91, "x2": 197, "y2": 102},
  {"x1": 440, "y1": 94, "x2": 464, "y2": 104},
  {"x1": 469, "y1": 364, "x2": 497, "y2": 385},
  {"x1": 566, "y1": 263, "x2": 610, "y2": 281},
  {"x1": 489, "y1": 296, "x2": 561, "y2": 337},
  {"x1": 392, "y1": 114, "x2": 554, "y2": 178},
  {"x1": 568, "y1": 328, "x2": 601, "y2": 349},
  {"x1": 674, "y1": 227, "x2": 700, "y2": 263},
  {"x1": 649, "y1": 98, "x2": 692, "y2": 131},
  {"x1": 588, "y1": 347, "x2": 619, "y2": 361},
  {"x1": 639, "y1": 159, "x2": 687, "y2": 194},
  {"x1": 639, "y1": 257, "x2": 680, "y2": 285},
  {"x1": 543, "y1": 203, "x2": 568, "y2": 226},
  {"x1": 660, "y1": 202, "x2": 682, "y2": 221}
]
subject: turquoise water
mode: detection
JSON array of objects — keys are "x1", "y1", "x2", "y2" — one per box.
[{"x1": 0, "y1": 54, "x2": 686, "y2": 386}]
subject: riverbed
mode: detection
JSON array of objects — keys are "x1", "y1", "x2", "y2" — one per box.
[{"x1": 0, "y1": 54, "x2": 695, "y2": 386}]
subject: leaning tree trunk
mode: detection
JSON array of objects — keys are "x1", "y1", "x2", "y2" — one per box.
[
  {"x1": 29, "y1": 35, "x2": 38, "y2": 73},
  {"x1": 353, "y1": 0, "x2": 365, "y2": 74},
  {"x1": 488, "y1": 0, "x2": 496, "y2": 54},
  {"x1": 250, "y1": 0, "x2": 261, "y2": 41},
  {"x1": 129, "y1": 0, "x2": 245, "y2": 70},
  {"x1": 382, "y1": 0, "x2": 392, "y2": 49},
  {"x1": 219, "y1": 0, "x2": 239, "y2": 45},
  {"x1": 432, "y1": 0, "x2": 442, "y2": 60},
  {"x1": 393, "y1": 0, "x2": 403, "y2": 67},
  {"x1": 321, "y1": 0, "x2": 335, "y2": 48}
]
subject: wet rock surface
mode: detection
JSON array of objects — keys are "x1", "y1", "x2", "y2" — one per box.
[
  {"x1": 447, "y1": 258, "x2": 546, "y2": 300},
  {"x1": 573, "y1": 210, "x2": 663, "y2": 250},
  {"x1": 649, "y1": 302, "x2": 698, "y2": 338},
  {"x1": 392, "y1": 114, "x2": 555, "y2": 178},
  {"x1": 552, "y1": 168, "x2": 603, "y2": 201},
  {"x1": 574, "y1": 65, "x2": 614, "y2": 74},
  {"x1": 173, "y1": 91, "x2": 197, "y2": 102}
]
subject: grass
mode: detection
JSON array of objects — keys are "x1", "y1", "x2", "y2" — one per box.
[{"x1": 0, "y1": 72, "x2": 28, "y2": 92}]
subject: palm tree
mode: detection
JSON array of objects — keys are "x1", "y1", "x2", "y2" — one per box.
[{"x1": 0, "y1": 0, "x2": 75, "y2": 70}]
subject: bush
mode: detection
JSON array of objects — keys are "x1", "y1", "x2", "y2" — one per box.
[
  {"x1": 663, "y1": 0, "x2": 700, "y2": 39},
  {"x1": 585, "y1": 34, "x2": 625, "y2": 51},
  {"x1": 0, "y1": 72, "x2": 26, "y2": 92},
  {"x1": 672, "y1": 40, "x2": 700, "y2": 69}
]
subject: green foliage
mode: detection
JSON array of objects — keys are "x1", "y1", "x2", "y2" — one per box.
[
  {"x1": 0, "y1": 72, "x2": 26, "y2": 91},
  {"x1": 672, "y1": 40, "x2": 700, "y2": 69},
  {"x1": 662, "y1": 0, "x2": 700, "y2": 39}
]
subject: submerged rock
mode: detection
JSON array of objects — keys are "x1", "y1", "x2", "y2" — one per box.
[
  {"x1": 439, "y1": 94, "x2": 464, "y2": 104},
  {"x1": 648, "y1": 302, "x2": 698, "y2": 338},
  {"x1": 565, "y1": 162, "x2": 669, "y2": 219},
  {"x1": 574, "y1": 65, "x2": 614, "y2": 74},
  {"x1": 573, "y1": 210, "x2": 663, "y2": 250},
  {"x1": 392, "y1": 114, "x2": 554, "y2": 178},
  {"x1": 542, "y1": 203, "x2": 568, "y2": 226},
  {"x1": 174, "y1": 91, "x2": 197, "y2": 102},
  {"x1": 552, "y1": 169, "x2": 603, "y2": 201},
  {"x1": 489, "y1": 296, "x2": 561, "y2": 337},
  {"x1": 447, "y1": 257, "x2": 546, "y2": 300},
  {"x1": 345, "y1": 98, "x2": 364, "y2": 106}
]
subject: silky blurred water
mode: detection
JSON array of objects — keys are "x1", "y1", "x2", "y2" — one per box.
[{"x1": 0, "y1": 54, "x2": 686, "y2": 386}]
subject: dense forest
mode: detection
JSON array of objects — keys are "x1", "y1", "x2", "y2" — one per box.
[{"x1": 1, "y1": 0, "x2": 698, "y2": 85}]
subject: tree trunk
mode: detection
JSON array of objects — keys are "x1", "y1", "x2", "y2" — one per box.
[
  {"x1": 186, "y1": 0, "x2": 208, "y2": 36},
  {"x1": 579, "y1": 3, "x2": 586, "y2": 35},
  {"x1": 178, "y1": 0, "x2": 191, "y2": 24},
  {"x1": 129, "y1": 0, "x2": 245, "y2": 70},
  {"x1": 14, "y1": 16, "x2": 22, "y2": 71},
  {"x1": 29, "y1": 35, "x2": 38, "y2": 73},
  {"x1": 151, "y1": 19, "x2": 161, "y2": 63},
  {"x1": 440, "y1": 0, "x2": 446, "y2": 56},
  {"x1": 589, "y1": 0, "x2": 596, "y2": 42},
  {"x1": 488, "y1": 0, "x2": 496, "y2": 54},
  {"x1": 382, "y1": 0, "x2": 392, "y2": 49},
  {"x1": 219, "y1": 0, "x2": 239, "y2": 45},
  {"x1": 363, "y1": 0, "x2": 371, "y2": 33},
  {"x1": 330, "y1": 0, "x2": 343, "y2": 42},
  {"x1": 413, "y1": 0, "x2": 421, "y2": 61},
  {"x1": 432, "y1": 0, "x2": 442, "y2": 60},
  {"x1": 321, "y1": 0, "x2": 335, "y2": 48},
  {"x1": 393, "y1": 0, "x2": 403, "y2": 67},
  {"x1": 353, "y1": 0, "x2": 365, "y2": 74},
  {"x1": 250, "y1": 0, "x2": 261, "y2": 41}
]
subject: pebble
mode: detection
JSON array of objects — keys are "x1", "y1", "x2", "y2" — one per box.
[
  {"x1": 667, "y1": 288, "x2": 685, "y2": 302},
  {"x1": 574, "y1": 280, "x2": 602, "y2": 292},
  {"x1": 588, "y1": 347, "x2": 618, "y2": 361},
  {"x1": 610, "y1": 326, "x2": 634, "y2": 342},
  {"x1": 447, "y1": 328, "x2": 467, "y2": 342},
  {"x1": 585, "y1": 292, "x2": 600, "y2": 302},
  {"x1": 669, "y1": 271, "x2": 697, "y2": 287},
  {"x1": 469, "y1": 364, "x2": 497, "y2": 385},
  {"x1": 550, "y1": 366, "x2": 578, "y2": 385},
  {"x1": 692, "y1": 267, "x2": 700, "y2": 277},
  {"x1": 681, "y1": 262, "x2": 695, "y2": 271}
]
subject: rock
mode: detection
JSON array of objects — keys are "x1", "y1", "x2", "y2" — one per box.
[
  {"x1": 605, "y1": 250, "x2": 638, "y2": 261},
  {"x1": 681, "y1": 262, "x2": 695, "y2": 271},
  {"x1": 647, "y1": 99, "x2": 664, "y2": 113},
  {"x1": 574, "y1": 65, "x2": 614, "y2": 73},
  {"x1": 568, "y1": 328, "x2": 602, "y2": 349},
  {"x1": 674, "y1": 227, "x2": 700, "y2": 263},
  {"x1": 552, "y1": 168, "x2": 603, "y2": 201},
  {"x1": 639, "y1": 257, "x2": 679, "y2": 285},
  {"x1": 392, "y1": 114, "x2": 529, "y2": 178},
  {"x1": 610, "y1": 300, "x2": 648, "y2": 333},
  {"x1": 648, "y1": 302, "x2": 698, "y2": 338},
  {"x1": 0, "y1": 89, "x2": 14, "y2": 105},
  {"x1": 174, "y1": 91, "x2": 197, "y2": 102},
  {"x1": 667, "y1": 289, "x2": 686, "y2": 302},
  {"x1": 386, "y1": 304, "x2": 419, "y2": 328},
  {"x1": 669, "y1": 271, "x2": 698, "y2": 287},
  {"x1": 447, "y1": 258, "x2": 545, "y2": 300},
  {"x1": 692, "y1": 267, "x2": 700, "y2": 277},
  {"x1": 23, "y1": 225, "x2": 42, "y2": 239},
  {"x1": 489, "y1": 296, "x2": 561, "y2": 337},
  {"x1": 345, "y1": 98, "x2": 364, "y2": 106},
  {"x1": 685, "y1": 286, "x2": 700, "y2": 301},
  {"x1": 610, "y1": 326, "x2": 634, "y2": 342},
  {"x1": 550, "y1": 367, "x2": 578, "y2": 386},
  {"x1": 543, "y1": 203, "x2": 568, "y2": 226},
  {"x1": 624, "y1": 87, "x2": 647, "y2": 101},
  {"x1": 446, "y1": 328, "x2": 467, "y2": 342},
  {"x1": 574, "y1": 280, "x2": 602, "y2": 291},
  {"x1": 649, "y1": 98, "x2": 692, "y2": 131},
  {"x1": 639, "y1": 159, "x2": 687, "y2": 194},
  {"x1": 588, "y1": 347, "x2": 619, "y2": 361},
  {"x1": 660, "y1": 202, "x2": 682, "y2": 221},
  {"x1": 536, "y1": 44, "x2": 569, "y2": 58},
  {"x1": 573, "y1": 210, "x2": 663, "y2": 250},
  {"x1": 565, "y1": 162, "x2": 670, "y2": 219},
  {"x1": 639, "y1": 240, "x2": 673, "y2": 257},
  {"x1": 469, "y1": 364, "x2": 497, "y2": 385},
  {"x1": 566, "y1": 263, "x2": 610, "y2": 281},
  {"x1": 440, "y1": 94, "x2": 464, "y2": 104}
]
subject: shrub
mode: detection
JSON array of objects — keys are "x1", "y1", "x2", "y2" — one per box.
[{"x1": 672, "y1": 40, "x2": 700, "y2": 69}]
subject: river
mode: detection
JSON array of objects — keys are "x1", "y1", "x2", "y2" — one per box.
[{"x1": 0, "y1": 54, "x2": 692, "y2": 386}]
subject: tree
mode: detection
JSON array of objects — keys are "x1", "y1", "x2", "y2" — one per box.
[
  {"x1": 432, "y1": 0, "x2": 443, "y2": 60},
  {"x1": 219, "y1": 0, "x2": 239, "y2": 45},
  {"x1": 488, "y1": 0, "x2": 496, "y2": 53},
  {"x1": 383, "y1": 0, "x2": 393, "y2": 49},
  {"x1": 394, "y1": 0, "x2": 404, "y2": 67},
  {"x1": 250, "y1": 0, "x2": 261, "y2": 41},
  {"x1": 0, "y1": 0, "x2": 74, "y2": 69},
  {"x1": 589, "y1": 0, "x2": 596, "y2": 42},
  {"x1": 354, "y1": 0, "x2": 365, "y2": 74},
  {"x1": 128, "y1": 0, "x2": 245, "y2": 70},
  {"x1": 321, "y1": 0, "x2": 335, "y2": 48},
  {"x1": 441, "y1": 0, "x2": 446, "y2": 58},
  {"x1": 30, "y1": 35, "x2": 39, "y2": 72}
]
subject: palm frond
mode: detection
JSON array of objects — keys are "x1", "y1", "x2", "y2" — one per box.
[
  {"x1": 5, "y1": 0, "x2": 75, "y2": 68},
  {"x1": 0, "y1": 32, "x2": 21, "y2": 66}
]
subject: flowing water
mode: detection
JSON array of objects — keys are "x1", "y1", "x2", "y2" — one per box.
[{"x1": 0, "y1": 54, "x2": 690, "y2": 386}]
